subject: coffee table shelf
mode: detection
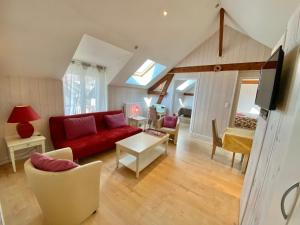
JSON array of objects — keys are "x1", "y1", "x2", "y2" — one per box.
[
  {"x1": 116, "y1": 132, "x2": 169, "y2": 178},
  {"x1": 119, "y1": 146, "x2": 165, "y2": 172}
]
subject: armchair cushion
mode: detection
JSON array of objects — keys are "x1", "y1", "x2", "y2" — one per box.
[
  {"x1": 163, "y1": 116, "x2": 178, "y2": 129},
  {"x1": 64, "y1": 116, "x2": 97, "y2": 140},
  {"x1": 30, "y1": 152, "x2": 78, "y2": 172}
]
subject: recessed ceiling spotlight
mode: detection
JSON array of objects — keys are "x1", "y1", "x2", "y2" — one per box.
[{"x1": 163, "y1": 10, "x2": 168, "y2": 16}]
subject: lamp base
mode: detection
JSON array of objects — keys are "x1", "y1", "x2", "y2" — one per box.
[{"x1": 17, "y1": 122, "x2": 34, "y2": 138}]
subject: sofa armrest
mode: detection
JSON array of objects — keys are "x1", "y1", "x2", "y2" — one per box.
[{"x1": 44, "y1": 147, "x2": 73, "y2": 161}]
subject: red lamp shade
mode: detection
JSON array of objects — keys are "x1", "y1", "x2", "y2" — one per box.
[{"x1": 7, "y1": 105, "x2": 40, "y2": 138}]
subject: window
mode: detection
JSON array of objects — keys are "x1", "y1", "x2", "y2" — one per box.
[
  {"x1": 63, "y1": 61, "x2": 107, "y2": 115},
  {"x1": 134, "y1": 59, "x2": 155, "y2": 76},
  {"x1": 176, "y1": 80, "x2": 196, "y2": 91},
  {"x1": 126, "y1": 59, "x2": 166, "y2": 86}
]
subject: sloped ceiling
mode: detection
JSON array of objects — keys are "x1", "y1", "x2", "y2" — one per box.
[
  {"x1": 0, "y1": 0, "x2": 220, "y2": 82},
  {"x1": 220, "y1": 0, "x2": 300, "y2": 48},
  {"x1": 0, "y1": 0, "x2": 299, "y2": 89},
  {"x1": 73, "y1": 34, "x2": 133, "y2": 81}
]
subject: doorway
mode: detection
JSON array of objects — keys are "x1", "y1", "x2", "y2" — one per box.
[
  {"x1": 234, "y1": 79, "x2": 260, "y2": 130},
  {"x1": 172, "y1": 79, "x2": 196, "y2": 126}
]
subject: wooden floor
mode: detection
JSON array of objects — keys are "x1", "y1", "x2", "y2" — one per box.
[{"x1": 0, "y1": 125, "x2": 244, "y2": 225}]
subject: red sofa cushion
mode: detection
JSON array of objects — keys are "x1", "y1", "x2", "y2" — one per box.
[
  {"x1": 104, "y1": 113, "x2": 127, "y2": 129},
  {"x1": 64, "y1": 116, "x2": 97, "y2": 140},
  {"x1": 163, "y1": 116, "x2": 178, "y2": 128},
  {"x1": 30, "y1": 152, "x2": 78, "y2": 172}
]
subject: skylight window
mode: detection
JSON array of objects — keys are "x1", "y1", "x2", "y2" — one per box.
[
  {"x1": 176, "y1": 80, "x2": 196, "y2": 91},
  {"x1": 126, "y1": 59, "x2": 166, "y2": 86},
  {"x1": 134, "y1": 59, "x2": 155, "y2": 77}
]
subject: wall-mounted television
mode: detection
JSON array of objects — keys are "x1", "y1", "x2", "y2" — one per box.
[{"x1": 255, "y1": 45, "x2": 284, "y2": 111}]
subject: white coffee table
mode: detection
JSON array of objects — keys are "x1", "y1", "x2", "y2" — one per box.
[{"x1": 116, "y1": 132, "x2": 169, "y2": 178}]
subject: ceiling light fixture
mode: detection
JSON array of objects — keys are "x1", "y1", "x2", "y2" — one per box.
[{"x1": 163, "y1": 10, "x2": 168, "y2": 16}]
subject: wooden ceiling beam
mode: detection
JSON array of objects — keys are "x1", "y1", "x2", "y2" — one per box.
[
  {"x1": 169, "y1": 61, "x2": 274, "y2": 73},
  {"x1": 148, "y1": 73, "x2": 174, "y2": 93},
  {"x1": 241, "y1": 79, "x2": 259, "y2": 84},
  {"x1": 183, "y1": 93, "x2": 194, "y2": 96},
  {"x1": 219, "y1": 8, "x2": 225, "y2": 57},
  {"x1": 156, "y1": 73, "x2": 174, "y2": 104},
  {"x1": 148, "y1": 90, "x2": 167, "y2": 95}
]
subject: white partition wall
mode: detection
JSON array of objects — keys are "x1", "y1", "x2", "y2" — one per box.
[{"x1": 190, "y1": 71, "x2": 238, "y2": 141}]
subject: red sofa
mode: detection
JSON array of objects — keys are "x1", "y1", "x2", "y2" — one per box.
[{"x1": 49, "y1": 110, "x2": 142, "y2": 160}]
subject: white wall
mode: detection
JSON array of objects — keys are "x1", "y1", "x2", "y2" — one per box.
[
  {"x1": 241, "y1": 4, "x2": 300, "y2": 225},
  {"x1": 236, "y1": 84, "x2": 258, "y2": 115},
  {"x1": 183, "y1": 96, "x2": 194, "y2": 109},
  {"x1": 0, "y1": 76, "x2": 64, "y2": 165}
]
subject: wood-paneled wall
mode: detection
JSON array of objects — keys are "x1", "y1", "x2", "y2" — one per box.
[
  {"x1": 241, "y1": 4, "x2": 300, "y2": 225},
  {"x1": 0, "y1": 76, "x2": 64, "y2": 165},
  {"x1": 177, "y1": 26, "x2": 271, "y2": 67},
  {"x1": 175, "y1": 26, "x2": 271, "y2": 139},
  {"x1": 190, "y1": 71, "x2": 238, "y2": 140},
  {"x1": 108, "y1": 85, "x2": 151, "y2": 116}
]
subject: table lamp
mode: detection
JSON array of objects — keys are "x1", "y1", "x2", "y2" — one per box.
[{"x1": 7, "y1": 105, "x2": 40, "y2": 138}]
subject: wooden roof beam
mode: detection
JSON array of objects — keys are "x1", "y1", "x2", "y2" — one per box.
[
  {"x1": 219, "y1": 8, "x2": 225, "y2": 57},
  {"x1": 169, "y1": 61, "x2": 275, "y2": 73}
]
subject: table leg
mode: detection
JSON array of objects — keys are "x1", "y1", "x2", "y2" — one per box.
[
  {"x1": 116, "y1": 145, "x2": 120, "y2": 169},
  {"x1": 9, "y1": 150, "x2": 16, "y2": 173},
  {"x1": 242, "y1": 154, "x2": 250, "y2": 174},
  {"x1": 41, "y1": 141, "x2": 46, "y2": 153},
  {"x1": 136, "y1": 155, "x2": 140, "y2": 178},
  {"x1": 165, "y1": 139, "x2": 169, "y2": 155}
]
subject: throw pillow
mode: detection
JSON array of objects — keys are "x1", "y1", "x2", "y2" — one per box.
[
  {"x1": 104, "y1": 113, "x2": 127, "y2": 129},
  {"x1": 163, "y1": 116, "x2": 178, "y2": 129},
  {"x1": 64, "y1": 116, "x2": 97, "y2": 140},
  {"x1": 31, "y1": 152, "x2": 78, "y2": 172}
]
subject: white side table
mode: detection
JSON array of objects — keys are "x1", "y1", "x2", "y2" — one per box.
[
  {"x1": 128, "y1": 116, "x2": 148, "y2": 130},
  {"x1": 4, "y1": 135, "x2": 46, "y2": 172}
]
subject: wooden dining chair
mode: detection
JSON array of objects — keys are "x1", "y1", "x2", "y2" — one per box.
[{"x1": 211, "y1": 119, "x2": 236, "y2": 167}]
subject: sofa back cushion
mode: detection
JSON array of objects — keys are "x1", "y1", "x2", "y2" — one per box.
[
  {"x1": 104, "y1": 113, "x2": 127, "y2": 129},
  {"x1": 64, "y1": 116, "x2": 97, "y2": 140},
  {"x1": 31, "y1": 152, "x2": 78, "y2": 172},
  {"x1": 163, "y1": 116, "x2": 178, "y2": 129},
  {"x1": 49, "y1": 110, "x2": 123, "y2": 145}
]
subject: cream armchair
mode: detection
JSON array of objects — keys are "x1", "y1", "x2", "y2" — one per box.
[
  {"x1": 24, "y1": 147, "x2": 102, "y2": 225},
  {"x1": 156, "y1": 117, "x2": 180, "y2": 144}
]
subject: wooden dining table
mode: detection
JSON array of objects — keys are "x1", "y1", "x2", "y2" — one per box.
[{"x1": 222, "y1": 127, "x2": 255, "y2": 173}]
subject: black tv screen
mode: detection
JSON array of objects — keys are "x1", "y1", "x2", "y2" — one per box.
[{"x1": 255, "y1": 46, "x2": 284, "y2": 110}]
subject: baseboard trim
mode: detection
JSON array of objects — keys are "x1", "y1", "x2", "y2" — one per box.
[{"x1": 190, "y1": 132, "x2": 212, "y2": 144}]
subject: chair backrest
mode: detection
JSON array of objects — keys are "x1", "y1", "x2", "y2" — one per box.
[
  {"x1": 148, "y1": 106, "x2": 158, "y2": 125},
  {"x1": 212, "y1": 119, "x2": 222, "y2": 147}
]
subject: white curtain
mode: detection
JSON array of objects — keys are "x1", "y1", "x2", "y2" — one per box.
[{"x1": 63, "y1": 61, "x2": 107, "y2": 115}]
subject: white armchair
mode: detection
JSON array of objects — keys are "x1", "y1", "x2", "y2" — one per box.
[{"x1": 24, "y1": 147, "x2": 102, "y2": 225}]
